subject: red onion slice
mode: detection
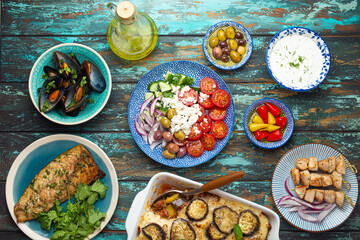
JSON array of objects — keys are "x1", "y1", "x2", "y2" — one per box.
[
  {"x1": 150, "y1": 96, "x2": 162, "y2": 116},
  {"x1": 150, "y1": 140, "x2": 162, "y2": 150},
  {"x1": 140, "y1": 94, "x2": 154, "y2": 114},
  {"x1": 298, "y1": 209, "x2": 319, "y2": 223},
  {"x1": 161, "y1": 139, "x2": 167, "y2": 148},
  {"x1": 318, "y1": 204, "x2": 336, "y2": 222},
  {"x1": 284, "y1": 176, "x2": 294, "y2": 197},
  {"x1": 278, "y1": 199, "x2": 302, "y2": 207}
]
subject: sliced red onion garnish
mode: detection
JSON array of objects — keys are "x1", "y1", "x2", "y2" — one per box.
[
  {"x1": 288, "y1": 206, "x2": 300, "y2": 212},
  {"x1": 318, "y1": 204, "x2": 336, "y2": 222},
  {"x1": 298, "y1": 209, "x2": 319, "y2": 223},
  {"x1": 144, "y1": 124, "x2": 151, "y2": 132},
  {"x1": 278, "y1": 199, "x2": 302, "y2": 207},
  {"x1": 149, "y1": 140, "x2": 162, "y2": 150},
  {"x1": 150, "y1": 96, "x2": 162, "y2": 116},
  {"x1": 142, "y1": 135, "x2": 148, "y2": 144},
  {"x1": 140, "y1": 94, "x2": 154, "y2": 114},
  {"x1": 135, "y1": 117, "x2": 147, "y2": 136},
  {"x1": 161, "y1": 139, "x2": 167, "y2": 148},
  {"x1": 154, "y1": 109, "x2": 164, "y2": 117},
  {"x1": 144, "y1": 112, "x2": 154, "y2": 126},
  {"x1": 284, "y1": 176, "x2": 294, "y2": 197}
]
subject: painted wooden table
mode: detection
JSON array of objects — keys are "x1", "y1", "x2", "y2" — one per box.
[{"x1": 1, "y1": 0, "x2": 359, "y2": 239}]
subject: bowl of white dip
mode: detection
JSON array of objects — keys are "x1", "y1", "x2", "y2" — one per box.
[{"x1": 266, "y1": 27, "x2": 331, "y2": 91}]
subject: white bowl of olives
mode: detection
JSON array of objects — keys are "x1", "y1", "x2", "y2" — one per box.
[{"x1": 203, "y1": 21, "x2": 253, "y2": 70}]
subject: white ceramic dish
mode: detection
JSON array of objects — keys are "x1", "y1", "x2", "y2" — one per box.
[
  {"x1": 6, "y1": 134, "x2": 118, "y2": 240},
  {"x1": 126, "y1": 172, "x2": 280, "y2": 239}
]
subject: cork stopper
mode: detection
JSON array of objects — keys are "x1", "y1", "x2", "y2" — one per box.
[{"x1": 116, "y1": 1, "x2": 136, "y2": 20}]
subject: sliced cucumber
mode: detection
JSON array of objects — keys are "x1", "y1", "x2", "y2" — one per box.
[
  {"x1": 148, "y1": 81, "x2": 159, "y2": 92},
  {"x1": 170, "y1": 73, "x2": 182, "y2": 85},
  {"x1": 145, "y1": 92, "x2": 154, "y2": 100},
  {"x1": 158, "y1": 81, "x2": 172, "y2": 92},
  {"x1": 177, "y1": 74, "x2": 187, "y2": 86},
  {"x1": 162, "y1": 91, "x2": 174, "y2": 98},
  {"x1": 154, "y1": 92, "x2": 163, "y2": 98},
  {"x1": 181, "y1": 76, "x2": 195, "y2": 86},
  {"x1": 164, "y1": 71, "x2": 174, "y2": 82}
]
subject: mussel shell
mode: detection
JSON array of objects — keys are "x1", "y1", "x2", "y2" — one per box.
[
  {"x1": 53, "y1": 51, "x2": 81, "y2": 74},
  {"x1": 43, "y1": 66, "x2": 60, "y2": 77},
  {"x1": 82, "y1": 60, "x2": 106, "y2": 93},
  {"x1": 70, "y1": 52, "x2": 81, "y2": 66},
  {"x1": 64, "y1": 78, "x2": 93, "y2": 113},
  {"x1": 39, "y1": 79, "x2": 65, "y2": 113}
]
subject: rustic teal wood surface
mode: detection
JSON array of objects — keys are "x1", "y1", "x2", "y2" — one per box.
[{"x1": 1, "y1": 0, "x2": 359, "y2": 239}]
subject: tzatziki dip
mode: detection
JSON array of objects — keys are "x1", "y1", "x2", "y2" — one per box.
[{"x1": 269, "y1": 35, "x2": 325, "y2": 90}]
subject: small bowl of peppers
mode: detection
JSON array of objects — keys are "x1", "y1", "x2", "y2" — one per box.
[{"x1": 243, "y1": 98, "x2": 294, "y2": 149}]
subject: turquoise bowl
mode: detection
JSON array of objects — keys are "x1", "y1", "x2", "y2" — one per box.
[{"x1": 28, "y1": 43, "x2": 112, "y2": 125}]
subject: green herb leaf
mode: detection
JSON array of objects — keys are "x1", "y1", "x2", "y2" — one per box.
[
  {"x1": 42, "y1": 74, "x2": 49, "y2": 80},
  {"x1": 90, "y1": 180, "x2": 108, "y2": 199},
  {"x1": 88, "y1": 98, "x2": 95, "y2": 104},
  {"x1": 289, "y1": 62, "x2": 300, "y2": 68},
  {"x1": 75, "y1": 183, "x2": 92, "y2": 201},
  {"x1": 234, "y1": 224, "x2": 243, "y2": 240},
  {"x1": 298, "y1": 55, "x2": 305, "y2": 63},
  {"x1": 87, "y1": 208, "x2": 106, "y2": 226},
  {"x1": 80, "y1": 76, "x2": 87, "y2": 87},
  {"x1": 42, "y1": 100, "x2": 50, "y2": 112},
  {"x1": 45, "y1": 80, "x2": 56, "y2": 93},
  {"x1": 67, "y1": 99, "x2": 77, "y2": 109}
]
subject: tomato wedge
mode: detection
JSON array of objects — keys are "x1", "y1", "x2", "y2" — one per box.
[
  {"x1": 200, "y1": 115, "x2": 212, "y2": 133},
  {"x1": 211, "y1": 121, "x2": 228, "y2": 139},
  {"x1": 178, "y1": 87, "x2": 198, "y2": 106},
  {"x1": 188, "y1": 123, "x2": 203, "y2": 140},
  {"x1": 201, "y1": 133, "x2": 216, "y2": 151},
  {"x1": 208, "y1": 107, "x2": 227, "y2": 121},
  {"x1": 186, "y1": 140, "x2": 204, "y2": 157},
  {"x1": 211, "y1": 89, "x2": 231, "y2": 108},
  {"x1": 198, "y1": 96, "x2": 214, "y2": 109},
  {"x1": 196, "y1": 106, "x2": 205, "y2": 123},
  {"x1": 200, "y1": 77, "x2": 218, "y2": 95}
]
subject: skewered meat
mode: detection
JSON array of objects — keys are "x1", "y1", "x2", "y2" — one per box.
[
  {"x1": 315, "y1": 189, "x2": 324, "y2": 202},
  {"x1": 300, "y1": 170, "x2": 311, "y2": 188},
  {"x1": 308, "y1": 157, "x2": 318, "y2": 171},
  {"x1": 336, "y1": 155, "x2": 346, "y2": 175},
  {"x1": 324, "y1": 190, "x2": 336, "y2": 204},
  {"x1": 304, "y1": 189, "x2": 316, "y2": 203},
  {"x1": 290, "y1": 168, "x2": 300, "y2": 185},
  {"x1": 331, "y1": 171, "x2": 343, "y2": 190},
  {"x1": 309, "y1": 173, "x2": 322, "y2": 187},
  {"x1": 335, "y1": 191, "x2": 345, "y2": 207},
  {"x1": 295, "y1": 186, "x2": 307, "y2": 199},
  {"x1": 295, "y1": 158, "x2": 308, "y2": 170},
  {"x1": 320, "y1": 174, "x2": 333, "y2": 187}
]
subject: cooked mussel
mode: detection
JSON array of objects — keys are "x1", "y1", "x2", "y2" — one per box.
[
  {"x1": 39, "y1": 78, "x2": 65, "y2": 113},
  {"x1": 185, "y1": 198, "x2": 208, "y2": 221},
  {"x1": 170, "y1": 218, "x2": 196, "y2": 240},
  {"x1": 213, "y1": 206, "x2": 239, "y2": 234},
  {"x1": 53, "y1": 51, "x2": 81, "y2": 74},
  {"x1": 238, "y1": 210, "x2": 260, "y2": 236},
  {"x1": 142, "y1": 223, "x2": 166, "y2": 240},
  {"x1": 206, "y1": 223, "x2": 227, "y2": 240},
  {"x1": 62, "y1": 77, "x2": 93, "y2": 114},
  {"x1": 69, "y1": 52, "x2": 81, "y2": 66},
  {"x1": 43, "y1": 66, "x2": 60, "y2": 77},
  {"x1": 82, "y1": 60, "x2": 106, "y2": 92}
]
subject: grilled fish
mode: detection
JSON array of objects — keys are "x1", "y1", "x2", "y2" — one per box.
[{"x1": 14, "y1": 144, "x2": 105, "y2": 222}]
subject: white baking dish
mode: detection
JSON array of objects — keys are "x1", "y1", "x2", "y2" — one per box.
[{"x1": 126, "y1": 172, "x2": 280, "y2": 239}]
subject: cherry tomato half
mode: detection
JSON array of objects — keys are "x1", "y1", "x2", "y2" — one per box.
[
  {"x1": 196, "y1": 106, "x2": 206, "y2": 123},
  {"x1": 211, "y1": 121, "x2": 228, "y2": 139},
  {"x1": 198, "y1": 96, "x2": 214, "y2": 109},
  {"x1": 188, "y1": 123, "x2": 203, "y2": 140},
  {"x1": 211, "y1": 89, "x2": 231, "y2": 108},
  {"x1": 178, "y1": 88, "x2": 198, "y2": 106},
  {"x1": 186, "y1": 140, "x2": 205, "y2": 157},
  {"x1": 201, "y1": 133, "x2": 216, "y2": 151},
  {"x1": 208, "y1": 107, "x2": 227, "y2": 121},
  {"x1": 200, "y1": 115, "x2": 212, "y2": 133},
  {"x1": 200, "y1": 77, "x2": 218, "y2": 95}
]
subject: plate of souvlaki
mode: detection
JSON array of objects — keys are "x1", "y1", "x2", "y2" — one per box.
[{"x1": 271, "y1": 143, "x2": 358, "y2": 232}]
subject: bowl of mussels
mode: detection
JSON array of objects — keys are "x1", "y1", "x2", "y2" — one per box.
[{"x1": 28, "y1": 43, "x2": 112, "y2": 125}]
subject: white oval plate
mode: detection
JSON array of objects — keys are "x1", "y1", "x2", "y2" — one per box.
[{"x1": 6, "y1": 134, "x2": 118, "y2": 240}]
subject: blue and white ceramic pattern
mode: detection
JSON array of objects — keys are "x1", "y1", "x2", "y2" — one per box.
[
  {"x1": 128, "y1": 61, "x2": 235, "y2": 168},
  {"x1": 243, "y1": 98, "x2": 294, "y2": 149},
  {"x1": 5, "y1": 134, "x2": 118, "y2": 240},
  {"x1": 28, "y1": 43, "x2": 112, "y2": 125},
  {"x1": 266, "y1": 27, "x2": 331, "y2": 91},
  {"x1": 203, "y1": 21, "x2": 253, "y2": 70},
  {"x1": 272, "y1": 144, "x2": 358, "y2": 232}
]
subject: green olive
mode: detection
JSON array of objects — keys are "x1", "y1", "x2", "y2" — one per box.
[
  {"x1": 167, "y1": 108, "x2": 177, "y2": 120},
  {"x1": 237, "y1": 46, "x2": 246, "y2": 55},
  {"x1": 174, "y1": 130, "x2": 186, "y2": 141},
  {"x1": 160, "y1": 117, "x2": 171, "y2": 129},
  {"x1": 229, "y1": 39, "x2": 238, "y2": 50},
  {"x1": 209, "y1": 36, "x2": 219, "y2": 48},
  {"x1": 230, "y1": 50, "x2": 241, "y2": 63},
  {"x1": 162, "y1": 150, "x2": 175, "y2": 159},
  {"x1": 226, "y1": 27, "x2": 235, "y2": 39},
  {"x1": 217, "y1": 30, "x2": 226, "y2": 41}
]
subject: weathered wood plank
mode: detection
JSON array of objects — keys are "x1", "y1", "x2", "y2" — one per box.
[
  {"x1": 0, "y1": 132, "x2": 359, "y2": 181},
  {"x1": 1, "y1": 36, "x2": 359, "y2": 84},
  {"x1": 1, "y1": 82, "x2": 359, "y2": 132},
  {"x1": 1, "y1": 181, "x2": 359, "y2": 233},
  {"x1": 2, "y1": 0, "x2": 359, "y2": 36}
]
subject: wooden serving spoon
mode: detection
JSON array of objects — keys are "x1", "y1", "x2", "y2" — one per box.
[{"x1": 152, "y1": 171, "x2": 246, "y2": 205}]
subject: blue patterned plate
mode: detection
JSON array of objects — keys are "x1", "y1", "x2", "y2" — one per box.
[
  {"x1": 128, "y1": 61, "x2": 235, "y2": 168},
  {"x1": 28, "y1": 43, "x2": 112, "y2": 125},
  {"x1": 266, "y1": 27, "x2": 331, "y2": 91},
  {"x1": 243, "y1": 98, "x2": 294, "y2": 149},
  {"x1": 271, "y1": 144, "x2": 358, "y2": 232},
  {"x1": 203, "y1": 21, "x2": 253, "y2": 70},
  {"x1": 5, "y1": 134, "x2": 118, "y2": 240}
]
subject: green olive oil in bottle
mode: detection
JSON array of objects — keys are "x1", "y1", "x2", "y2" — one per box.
[{"x1": 107, "y1": 1, "x2": 158, "y2": 60}]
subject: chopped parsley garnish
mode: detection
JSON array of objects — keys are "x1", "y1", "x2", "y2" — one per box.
[
  {"x1": 88, "y1": 98, "x2": 95, "y2": 104},
  {"x1": 80, "y1": 76, "x2": 87, "y2": 87},
  {"x1": 42, "y1": 100, "x2": 50, "y2": 112},
  {"x1": 234, "y1": 224, "x2": 243, "y2": 240},
  {"x1": 67, "y1": 99, "x2": 77, "y2": 109},
  {"x1": 59, "y1": 66, "x2": 77, "y2": 83},
  {"x1": 298, "y1": 55, "x2": 305, "y2": 63},
  {"x1": 45, "y1": 80, "x2": 56, "y2": 93},
  {"x1": 289, "y1": 62, "x2": 300, "y2": 68},
  {"x1": 42, "y1": 74, "x2": 49, "y2": 80}
]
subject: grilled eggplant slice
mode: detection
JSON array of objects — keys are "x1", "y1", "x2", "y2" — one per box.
[
  {"x1": 238, "y1": 210, "x2": 260, "y2": 236},
  {"x1": 142, "y1": 223, "x2": 166, "y2": 240},
  {"x1": 206, "y1": 222, "x2": 227, "y2": 240},
  {"x1": 213, "y1": 206, "x2": 239, "y2": 234},
  {"x1": 170, "y1": 218, "x2": 196, "y2": 240},
  {"x1": 185, "y1": 198, "x2": 208, "y2": 221}
]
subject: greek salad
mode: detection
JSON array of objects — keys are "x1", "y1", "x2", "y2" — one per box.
[{"x1": 134, "y1": 72, "x2": 231, "y2": 159}]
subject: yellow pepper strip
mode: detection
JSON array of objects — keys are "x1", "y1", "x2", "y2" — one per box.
[
  {"x1": 268, "y1": 112, "x2": 276, "y2": 125},
  {"x1": 249, "y1": 123, "x2": 269, "y2": 132},
  {"x1": 263, "y1": 124, "x2": 280, "y2": 132},
  {"x1": 252, "y1": 115, "x2": 264, "y2": 124},
  {"x1": 165, "y1": 193, "x2": 179, "y2": 204},
  {"x1": 165, "y1": 204, "x2": 177, "y2": 217}
]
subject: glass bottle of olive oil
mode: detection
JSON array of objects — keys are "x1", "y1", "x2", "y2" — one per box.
[{"x1": 107, "y1": 1, "x2": 158, "y2": 60}]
